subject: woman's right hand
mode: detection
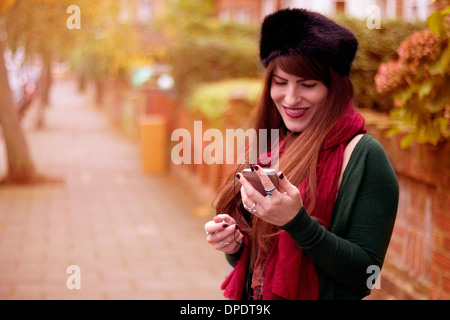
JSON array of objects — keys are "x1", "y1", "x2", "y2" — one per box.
[{"x1": 205, "y1": 214, "x2": 243, "y2": 255}]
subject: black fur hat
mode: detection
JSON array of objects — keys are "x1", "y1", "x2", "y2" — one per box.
[{"x1": 260, "y1": 8, "x2": 358, "y2": 76}]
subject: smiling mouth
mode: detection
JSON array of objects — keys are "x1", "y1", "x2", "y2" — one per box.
[{"x1": 283, "y1": 106, "x2": 310, "y2": 118}]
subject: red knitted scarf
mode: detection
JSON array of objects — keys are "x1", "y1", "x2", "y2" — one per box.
[{"x1": 221, "y1": 104, "x2": 366, "y2": 300}]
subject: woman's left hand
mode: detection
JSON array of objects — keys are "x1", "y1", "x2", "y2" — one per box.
[{"x1": 237, "y1": 165, "x2": 304, "y2": 226}]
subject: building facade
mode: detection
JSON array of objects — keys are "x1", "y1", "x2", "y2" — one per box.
[
  {"x1": 118, "y1": 0, "x2": 169, "y2": 24},
  {"x1": 216, "y1": 0, "x2": 435, "y2": 24}
]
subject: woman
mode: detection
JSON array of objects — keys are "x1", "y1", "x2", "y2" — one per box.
[{"x1": 205, "y1": 8, "x2": 399, "y2": 300}]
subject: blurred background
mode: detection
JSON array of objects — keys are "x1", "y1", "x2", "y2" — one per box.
[{"x1": 0, "y1": 0, "x2": 449, "y2": 300}]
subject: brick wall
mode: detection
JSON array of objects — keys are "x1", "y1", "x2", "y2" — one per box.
[{"x1": 362, "y1": 109, "x2": 450, "y2": 299}]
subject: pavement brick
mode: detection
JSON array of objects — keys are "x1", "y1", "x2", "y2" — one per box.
[{"x1": 0, "y1": 79, "x2": 231, "y2": 300}]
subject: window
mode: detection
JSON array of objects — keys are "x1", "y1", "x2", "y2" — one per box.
[
  {"x1": 137, "y1": 0, "x2": 153, "y2": 22},
  {"x1": 235, "y1": 8, "x2": 250, "y2": 24},
  {"x1": 336, "y1": 0, "x2": 346, "y2": 14},
  {"x1": 261, "y1": 0, "x2": 277, "y2": 20}
]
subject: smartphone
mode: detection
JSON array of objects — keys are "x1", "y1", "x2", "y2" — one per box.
[{"x1": 242, "y1": 168, "x2": 279, "y2": 196}]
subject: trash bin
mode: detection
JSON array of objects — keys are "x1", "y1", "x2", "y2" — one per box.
[{"x1": 139, "y1": 115, "x2": 167, "y2": 174}]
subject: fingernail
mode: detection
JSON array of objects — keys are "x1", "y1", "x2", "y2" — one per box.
[
  {"x1": 236, "y1": 173, "x2": 241, "y2": 179},
  {"x1": 279, "y1": 172, "x2": 284, "y2": 179},
  {"x1": 254, "y1": 165, "x2": 260, "y2": 171},
  {"x1": 235, "y1": 225, "x2": 240, "y2": 231},
  {"x1": 223, "y1": 223, "x2": 229, "y2": 228}
]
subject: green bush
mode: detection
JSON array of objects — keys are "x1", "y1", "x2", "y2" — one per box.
[
  {"x1": 186, "y1": 78, "x2": 262, "y2": 127},
  {"x1": 334, "y1": 15, "x2": 426, "y2": 112},
  {"x1": 169, "y1": 20, "x2": 262, "y2": 98}
]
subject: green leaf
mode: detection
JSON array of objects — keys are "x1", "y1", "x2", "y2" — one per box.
[
  {"x1": 401, "y1": 132, "x2": 417, "y2": 149},
  {"x1": 394, "y1": 87, "x2": 414, "y2": 105},
  {"x1": 419, "y1": 122, "x2": 441, "y2": 145},
  {"x1": 427, "y1": 7, "x2": 450, "y2": 36},
  {"x1": 428, "y1": 82, "x2": 450, "y2": 113},
  {"x1": 441, "y1": 46, "x2": 450, "y2": 73},
  {"x1": 418, "y1": 80, "x2": 433, "y2": 99},
  {"x1": 429, "y1": 59, "x2": 445, "y2": 75},
  {"x1": 430, "y1": 45, "x2": 450, "y2": 75},
  {"x1": 435, "y1": 116, "x2": 449, "y2": 134},
  {"x1": 427, "y1": 11, "x2": 442, "y2": 34},
  {"x1": 386, "y1": 126, "x2": 403, "y2": 137}
]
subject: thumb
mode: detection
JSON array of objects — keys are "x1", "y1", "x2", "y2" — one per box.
[
  {"x1": 213, "y1": 214, "x2": 234, "y2": 225},
  {"x1": 278, "y1": 172, "x2": 302, "y2": 200}
]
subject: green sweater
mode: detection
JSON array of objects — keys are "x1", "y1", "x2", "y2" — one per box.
[{"x1": 227, "y1": 134, "x2": 399, "y2": 299}]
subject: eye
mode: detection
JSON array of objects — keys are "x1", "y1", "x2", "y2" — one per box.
[
  {"x1": 272, "y1": 79, "x2": 287, "y2": 86},
  {"x1": 301, "y1": 82, "x2": 317, "y2": 88}
]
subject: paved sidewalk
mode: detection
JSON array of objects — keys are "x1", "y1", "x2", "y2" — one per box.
[{"x1": 0, "y1": 79, "x2": 231, "y2": 300}]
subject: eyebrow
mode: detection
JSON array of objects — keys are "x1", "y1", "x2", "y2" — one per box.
[{"x1": 272, "y1": 74, "x2": 309, "y2": 83}]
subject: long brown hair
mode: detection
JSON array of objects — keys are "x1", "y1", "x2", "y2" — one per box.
[{"x1": 214, "y1": 54, "x2": 355, "y2": 266}]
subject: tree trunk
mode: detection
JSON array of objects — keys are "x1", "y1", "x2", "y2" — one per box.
[
  {"x1": 0, "y1": 39, "x2": 37, "y2": 184},
  {"x1": 35, "y1": 51, "x2": 52, "y2": 129}
]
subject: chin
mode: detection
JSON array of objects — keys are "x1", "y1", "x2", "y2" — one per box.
[{"x1": 284, "y1": 121, "x2": 308, "y2": 133}]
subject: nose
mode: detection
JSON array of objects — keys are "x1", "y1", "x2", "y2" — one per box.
[{"x1": 284, "y1": 85, "x2": 301, "y2": 106}]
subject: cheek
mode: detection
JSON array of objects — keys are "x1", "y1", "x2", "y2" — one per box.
[
  {"x1": 270, "y1": 88, "x2": 281, "y2": 103},
  {"x1": 313, "y1": 87, "x2": 329, "y2": 105}
]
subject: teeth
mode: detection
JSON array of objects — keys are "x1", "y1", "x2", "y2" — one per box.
[{"x1": 286, "y1": 108, "x2": 307, "y2": 114}]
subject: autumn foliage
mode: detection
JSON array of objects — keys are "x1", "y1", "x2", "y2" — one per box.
[{"x1": 375, "y1": 4, "x2": 450, "y2": 148}]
